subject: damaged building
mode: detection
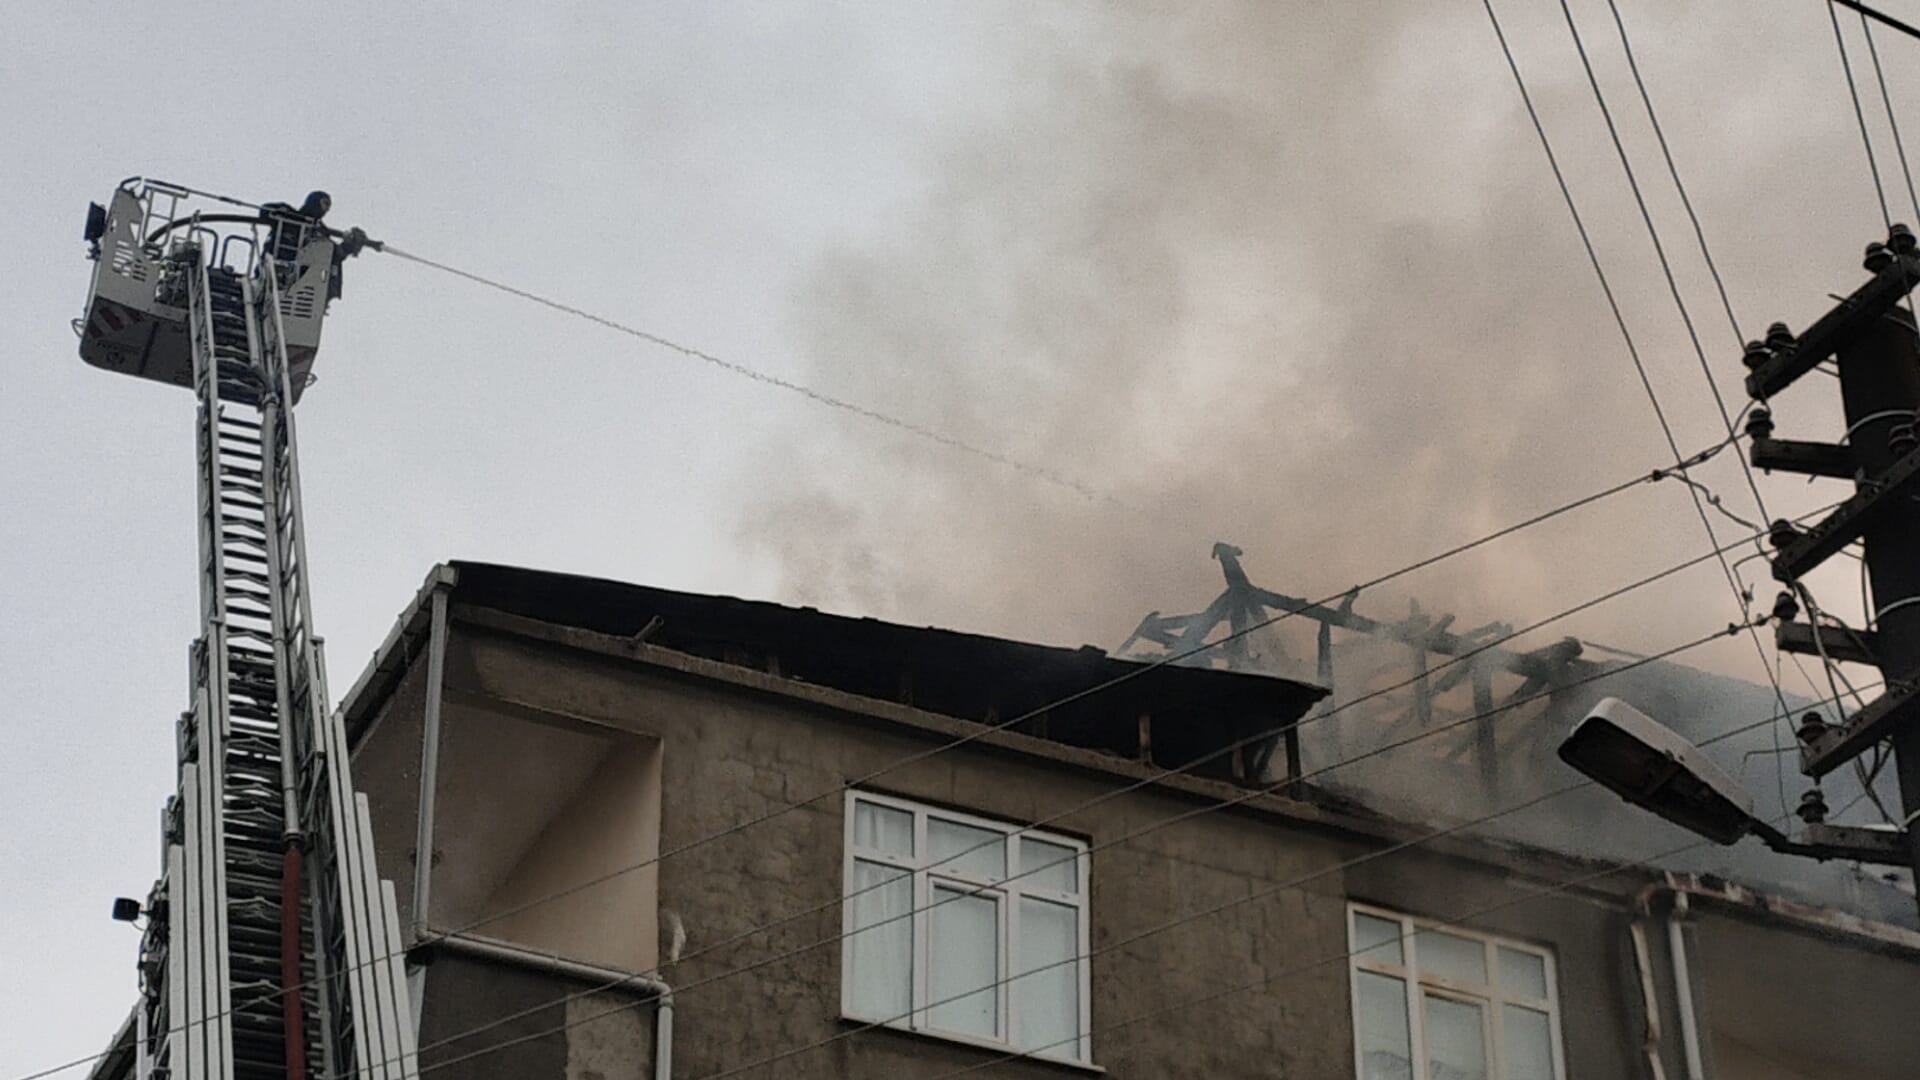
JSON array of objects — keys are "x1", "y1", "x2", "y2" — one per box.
[{"x1": 87, "y1": 560, "x2": 1920, "y2": 1079}]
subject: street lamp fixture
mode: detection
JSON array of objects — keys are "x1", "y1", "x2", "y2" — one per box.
[
  {"x1": 1559, "y1": 697, "x2": 1911, "y2": 866},
  {"x1": 1557, "y1": 697, "x2": 1757, "y2": 845}
]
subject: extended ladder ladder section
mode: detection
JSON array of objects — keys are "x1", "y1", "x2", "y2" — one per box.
[{"x1": 133, "y1": 249, "x2": 417, "y2": 1080}]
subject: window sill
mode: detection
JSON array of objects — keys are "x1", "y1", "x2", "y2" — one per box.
[{"x1": 839, "y1": 1014, "x2": 1105, "y2": 1075}]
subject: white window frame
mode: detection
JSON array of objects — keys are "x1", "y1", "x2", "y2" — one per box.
[
  {"x1": 1347, "y1": 902, "x2": 1566, "y2": 1080},
  {"x1": 841, "y1": 790, "x2": 1093, "y2": 1065}
]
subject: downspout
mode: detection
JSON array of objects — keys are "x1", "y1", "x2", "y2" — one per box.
[
  {"x1": 1632, "y1": 880, "x2": 1707, "y2": 1080},
  {"x1": 426, "y1": 930, "x2": 673, "y2": 1079},
  {"x1": 1627, "y1": 886, "x2": 1669, "y2": 1080},
  {"x1": 1666, "y1": 889, "x2": 1708, "y2": 1080}
]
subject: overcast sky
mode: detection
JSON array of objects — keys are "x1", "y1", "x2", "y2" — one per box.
[{"x1": 6, "y1": 1, "x2": 1920, "y2": 1072}]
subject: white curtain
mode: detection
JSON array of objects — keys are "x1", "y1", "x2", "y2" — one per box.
[
  {"x1": 853, "y1": 800, "x2": 913, "y2": 856},
  {"x1": 847, "y1": 860, "x2": 912, "y2": 1019},
  {"x1": 1015, "y1": 897, "x2": 1079, "y2": 1057}
]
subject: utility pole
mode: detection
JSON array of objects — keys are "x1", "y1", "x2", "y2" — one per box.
[
  {"x1": 1835, "y1": 305, "x2": 1920, "y2": 884},
  {"x1": 1747, "y1": 224, "x2": 1920, "y2": 913}
]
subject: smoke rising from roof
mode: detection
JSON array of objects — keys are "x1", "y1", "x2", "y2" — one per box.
[{"x1": 734, "y1": 3, "x2": 1910, "y2": 911}]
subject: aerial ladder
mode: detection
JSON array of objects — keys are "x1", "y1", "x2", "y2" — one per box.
[{"x1": 78, "y1": 179, "x2": 416, "y2": 1080}]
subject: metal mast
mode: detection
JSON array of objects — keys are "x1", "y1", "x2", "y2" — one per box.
[{"x1": 81, "y1": 181, "x2": 417, "y2": 1080}]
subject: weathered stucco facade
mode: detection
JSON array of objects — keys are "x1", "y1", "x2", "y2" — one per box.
[{"x1": 330, "y1": 562, "x2": 1920, "y2": 1080}]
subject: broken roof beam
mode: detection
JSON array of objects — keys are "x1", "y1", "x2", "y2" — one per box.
[
  {"x1": 1248, "y1": 586, "x2": 1598, "y2": 682},
  {"x1": 1118, "y1": 590, "x2": 1238, "y2": 661}
]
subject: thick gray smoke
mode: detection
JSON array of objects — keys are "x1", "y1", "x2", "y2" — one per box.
[
  {"x1": 740, "y1": 3, "x2": 1878, "y2": 649},
  {"x1": 735, "y1": 4, "x2": 1911, "y2": 912}
]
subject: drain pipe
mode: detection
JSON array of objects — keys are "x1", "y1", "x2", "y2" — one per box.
[
  {"x1": 1626, "y1": 895, "x2": 1669, "y2": 1080},
  {"x1": 1665, "y1": 890, "x2": 1708, "y2": 1080},
  {"x1": 1632, "y1": 880, "x2": 1707, "y2": 1080},
  {"x1": 426, "y1": 929, "x2": 673, "y2": 1079}
]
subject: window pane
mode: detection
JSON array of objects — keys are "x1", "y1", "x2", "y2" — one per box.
[
  {"x1": 930, "y1": 817, "x2": 1006, "y2": 880},
  {"x1": 1015, "y1": 898, "x2": 1079, "y2": 1058},
  {"x1": 930, "y1": 886, "x2": 1000, "y2": 1037},
  {"x1": 1498, "y1": 946, "x2": 1549, "y2": 1001},
  {"x1": 846, "y1": 861, "x2": 912, "y2": 1020},
  {"x1": 1416, "y1": 929, "x2": 1488, "y2": 986},
  {"x1": 1502, "y1": 1005, "x2": 1555, "y2": 1080},
  {"x1": 1424, "y1": 994, "x2": 1488, "y2": 1080},
  {"x1": 1018, "y1": 837, "x2": 1079, "y2": 894},
  {"x1": 1354, "y1": 971, "x2": 1412, "y2": 1080},
  {"x1": 1353, "y1": 913, "x2": 1405, "y2": 965},
  {"x1": 852, "y1": 800, "x2": 913, "y2": 857}
]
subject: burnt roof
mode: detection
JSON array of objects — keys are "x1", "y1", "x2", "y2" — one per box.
[{"x1": 442, "y1": 561, "x2": 1325, "y2": 773}]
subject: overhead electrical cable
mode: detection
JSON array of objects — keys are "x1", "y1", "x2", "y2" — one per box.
[
  {"x1": 1, "y1": 435, "x2": 1745, "y2": 1080},
  {"x1": 375, "y1": 443, "x2": 1738, "y2": 939},
  {"x1": 1857, "y1": 7, "x2": 1920, "y2": 225},
  {"x1": 382, "y1": 497, "x2": 1852, "y2": 1075},
  {"x1": 1586, "y1": 0, "x2": 1807, "y2": 811},
  {"x1": 1832, "y1": 0, "x2": 1920, "y2": 44},
  {"x1": 1829, "y1": 4, "x2": 1920, "y2": 358},
  {"x1": 11, "y1": 437, "x2": 1747, "y2": 1080},
  {"x1": 1491, "y1": 0, "x2": 1799, "y2": 810},
  {"x1": 428, "y1": 680, "x2": 1837, "y2": 1080},
  {"x1": 372, "y1": 497, "x2": 1855, "y2": 1078},
  {"x1": 1830, "y1": 1, "x2": 1897, "y2": 225},
  {"x1": 1485, "y1": 0, "x2": 1758, "y2": 629},
  {"x1": 0, "y1": 432, "x2": 1766, "y2": 1076},
  {"x1": 1601, "y1": 0, "x2": 1749, "y2": 355},
  {"x1": 914, "y1": 798, "x2": 1864, "y2": 1080},
  {"x1": 369, "y1": 530, "x2": 1781, "y2": 1076},
  {"x1": 33, "y1": 39, "x2": 1824, "y2": 1080}
]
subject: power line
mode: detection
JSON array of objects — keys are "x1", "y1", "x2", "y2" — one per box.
[
  {"x1": 1587, "y1": 0, "x2": 1808, "y2": 822},
  {"x1": 1493, "y1": 0, "x2": 1799, "y2": 813},
  {"x1": 374, "y1": 492, "x2": 1846, "y2": 1075},
  {"x1": 1857, "y1": 6, "x2": 1920, "y2": 225},
  {"x1": 1832, "y1": 0, "x2": 1920, "y2": 47},
  {"x1": 377, "y1": 245, "x2": 1117, "y2": 503},
  {"x1": 1485, "y1": 0, "x2": 1755, "y2": 629},
  {"x1": 5, "y1": 439, "x2": 1732, "y2": 1080},
  {"x1": 1598, "y1": 0, "x2": 1775, "y2": 516},
  {"x1": 1601, "y1": 0, "x2": 1747, "y2": 351},
  {"x1": 416, "y1": 623, "x2": 1760, "y2": 1080},
  {"x1": 1830, "y1": 0, "x2": 1896, "y2": 226},
  {"x1": 372, "y1": 522, "x2": 1790, "y2": 1078},
  {"x1": 45, "y1": 29, "x2": 1800, "y2": 1078},
  {"x1": 388, "y1": 493, "x2": 1851, "y2": 1080},
  {"x1": 701, "y1": 699, "x2": 1847, "y2": 1079},
  {"x1": 917, "y1": 800, "x2": 1857, "y2": 1080},
  {"x1": 1480, "y1": 0, "x2": 1685, "y2": 489},
  {"x1": 392, "y1": 443, "x2": 1722, "y2": 938},
  {"x1": 1828, "y1": 4, "x2": 1920, "y2": 353}
]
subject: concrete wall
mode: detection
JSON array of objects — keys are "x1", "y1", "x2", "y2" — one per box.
[
  {"x1": 415, "y1": 952, "x2": 657, "y2": 1080},
  {"x1": 432, "y1": 617, "x2": 1663, "y2": 1079},
  {"x1": 351, "y1": 607, "x2": 1919, "y2": 1079},
  {"x1": 1691, "y1": 908, "x2": 1920, "y2": 1079},
  {"x1": 353, "y1": 653, "x2": 662, "y2": 972},
  {"x1": 485, "y1": 738, "x2": 663, "y2": 972}
]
